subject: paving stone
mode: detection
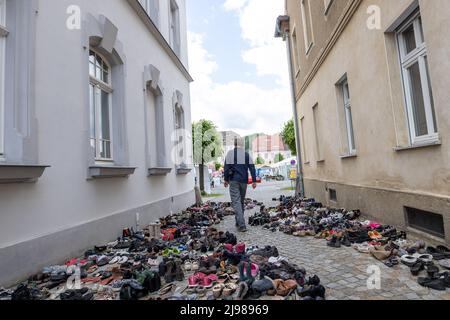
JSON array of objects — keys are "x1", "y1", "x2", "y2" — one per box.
[{"x1": 213, "y1": 185, "x2": 450, "y2": 301}]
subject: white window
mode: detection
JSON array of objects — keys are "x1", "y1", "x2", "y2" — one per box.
[
  {"x1": 89, "y1": 50, "x2": 113, "y2": 161},
  {"x1": 397, "y1": 11, "x2": 438, "y2": 145},
  {"x1": 0, "y1": 0, "x2": 7, "y2": 156},
  {"x1": 174, "y1": 104, "x2": 185, "y2": 166},
  {"x1": 139, "y1": 0, "x2": 160, "y2": 27},
  {"x1": 169, "y1": 0, "x2": 180, "y2": 56},
  {"x1": 341, "y1": 79, "x2": 356, "y2": 154},
  {"x1": 301, "y1": 0, "x2": 314, "y2": 55}
]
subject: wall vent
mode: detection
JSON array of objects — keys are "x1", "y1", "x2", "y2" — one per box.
[{"x1": 405, "y1": 207, "x2": 445, "y2": 238}]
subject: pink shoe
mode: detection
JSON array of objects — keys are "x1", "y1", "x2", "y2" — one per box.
[
  {"x1": 202, "y1": 276, "x2": 213, "y2": 288},
  {"x1": 243, "y1": 262, "x2": 260, "y2": 278},
  {"x1": 188, "y1": 275, "x2": 199, "y2": 287},
  {"x1": 188, "y1": 272, "x2": 206, "y2": 287},
  {"x1": 208, "y1": 274, "x2": 219, "y2": 282},
  {"x1": 235, "y1": 243, "x2": 246, "y2": 254},
  {"x1": 250, "y1": 263, "x2": 259, "y2": 277}
]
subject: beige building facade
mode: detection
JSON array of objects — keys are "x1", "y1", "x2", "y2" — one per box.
[{"x1": 281, "y1": 0, "x2": 450, "y2": 243}]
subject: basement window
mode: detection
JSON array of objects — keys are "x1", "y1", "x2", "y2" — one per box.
[
  {"x1": 405, "y1": 207, "x2": 445, "y2": 238},
  {"x1": 329, "y1": 189, "x2": 337, "y2": 202}
]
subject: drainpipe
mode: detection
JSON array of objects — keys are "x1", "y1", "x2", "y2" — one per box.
[{"x1": 275, "y1": 15, "x2": 305, "y2": 197}]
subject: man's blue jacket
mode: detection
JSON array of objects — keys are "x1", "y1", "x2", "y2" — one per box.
[{"x1": 224, "y1": 148, "x2": 257, "y2": 184}]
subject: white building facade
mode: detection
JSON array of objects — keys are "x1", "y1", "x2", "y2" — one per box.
[{"x1": 0, "y1": 0, "x2": 194, "y2": 286}]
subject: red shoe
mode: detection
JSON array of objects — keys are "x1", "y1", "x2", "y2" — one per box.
[
  {"x1": 65, "y1": 258, "x2": 78, "y2": 266},
  {"x1": 234, "y1": 243, "x2": 246, "y2": 254},
  {"x1": 188, "y1": 272, "x2": 206, "y2": 287},
  {"x1": 202, "y1": 276, "x2": 213, "y2": 288},
  {"x1": 188, "y1": 275, "x2": 199, "y2": 287}
]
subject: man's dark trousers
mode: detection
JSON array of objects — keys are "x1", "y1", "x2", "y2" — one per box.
[{"x1": 230, "y1": 181, "x2": 247, "y2": 229}]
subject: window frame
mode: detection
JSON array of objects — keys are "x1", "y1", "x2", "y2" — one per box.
[
  {"x1": 0, "y1": 0, "x2": 7, "y2": 157},
  {"x1": 300, "y1": 116, "x2": 309, "y2": 164},
  {"x1": 139, "y1": 0, "x2": 160, "y2": 27},
  {"x1": 291, "y1": 27, "x2": 300, "y2": 76},
  {"x1": 174, "y1": 103, "x2": 186, "y2": 166},
  {"x1": 312, "y1": 103, "x2": 323, "y2": 162},
  {"x1": 324, "y1": 0, "x2": 334, "y2": 16},
  {"x1": 397, "y1": 11, "x2": 438, "y2": 145},
  {"x1": 89, "y1": 50, "x2": 114, "y2": 162},
  {"x1": 169, "y1": 0, "x2": 180, "y2": 56},
  {"x1": 301, "y1": 0, "x2": 314, "y2": 55},
  {"x1": 341, "y1": 79, "x2": 356, "y2": 155}
]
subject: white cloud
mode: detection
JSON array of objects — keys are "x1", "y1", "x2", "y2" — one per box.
[
  {"x1": 188, "y1": 0, "x2": 292, "y2": 136},
  {"x1": 230, "y1": 0, "x2": 288, "y2": 85},
  {"x1": 223, "y1": 0, "x2": 248, "y2": 12}
]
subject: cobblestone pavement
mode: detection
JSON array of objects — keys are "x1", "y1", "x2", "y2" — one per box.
[{"x1": 212, "y1": 181, "x2": 450, "y2": 300}]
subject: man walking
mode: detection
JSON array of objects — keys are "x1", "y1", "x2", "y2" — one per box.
[{"x1": 224, "y1": 138, "x2": 257, "y2": 232}]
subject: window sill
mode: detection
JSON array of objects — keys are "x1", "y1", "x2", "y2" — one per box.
[
  {"x1": 148, "y1": 167, "x2": 172, "y2": 176},
  {"x1": 316, "y1": 159, "x2": 325, "y2": 163},
  {"x1": 176, "y1": 166, "x2": 192, "y2": 175},
  {"x1": 394, "y1": 140, "x2": 441, "y2": 152},
  {"x1": 0, "y1": 164, "x2": 50, "y2": 184},
  {"x1": 303, "y1": 161, "x2": 310, "y2": 165},
  {"x1": 0, "y1": 25, "x2": 9, "y2": 37},
  {"x1": 89, "y1": 166, "x2": 137, "y2": 179},
  {"x1": 340, "y1": 153, "x2": 357, "y2": 159}
]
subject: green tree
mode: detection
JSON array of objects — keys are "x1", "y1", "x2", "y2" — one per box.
[
  {"x1": 274, "y1": 153, "x2": 285, "y2": 163},
  {"x1": 192, "y1": 120, "x2": 223, "y2": 192},
  {"x1": 215, "y1": 162, "x2": 222, "y2": 171},
  {"x1": 256, "y1": 156, "x2": 265, "y2": 165},
  {"x1": 281, "y1": 119, "x2": 297, "y2": 156}
]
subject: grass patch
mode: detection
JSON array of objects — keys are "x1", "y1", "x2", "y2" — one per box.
[
  {"x1": 202, "y1": 193, "x2": 223, "y2": 198},
  {"x1": 281, "y1": 187, "x2": 295, "y2": 191}
]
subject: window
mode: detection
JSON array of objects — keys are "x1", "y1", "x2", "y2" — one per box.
[
  {"x1": 89, "y1": 50, "x2": 113, "y2": 161},
  {"x1": 341, "y1": 78, "x2": 356, "y2": 154},
  {"x1": 139, "y1": 0, "x2": 160, "y2": 27},
  {"x1": 169, "y1": 0, "x2": 181, "y2": 56},
  {"x1": 397, "y1": 11, "x2": 438, "y2": 145},
  {"x1": 324, "y1": 0, "x2": 334, "y2": 15},
  {"x1": 291, "y1": 28, "x2": 300, "y2": 74},
  {"x1": 329, "y1": 189, "x2": 337, "y2": 202},
  {"x1": 301, "y1": 0, "x2": 314, "y2": 54},
  {"x1": 312, "y1": 104, "x2": 323, "y2": 161},
  {"x1": 174, "y1": 104, "x2": 185, "y2": 166},
  {"x1": 300, "y1": 116, "x2": 309, "y2": 163},
  {"x1": 0, "y1": 0, "x2": 6, "y2": 156}
]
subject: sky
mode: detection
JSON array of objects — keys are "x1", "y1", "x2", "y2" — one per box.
[{"x1": 186, "y1": 0, "x2": 292, "y2": 137}]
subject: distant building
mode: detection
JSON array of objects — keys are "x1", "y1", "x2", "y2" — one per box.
[
  {"x1": 218, "y1": 131, "x2": 241, "y2": 164},
  {"x1": 252, "y1": 133, "x2": 292, "y2": 165}
]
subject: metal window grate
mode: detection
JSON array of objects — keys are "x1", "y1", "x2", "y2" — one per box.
[{"x1": 405, "y1": 207, "x2": 445, "y2": 238}]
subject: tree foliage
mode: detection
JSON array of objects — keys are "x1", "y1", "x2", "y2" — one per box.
[
  {"x1": 256, "y1": 156, "x2": 265, "y2": 165},
  {"x1": 192, "y1": 120, "x2": 223, "y2": 165},
  {"x1": 274, "y1": 153, "x2": 285, "y2": 163},
  {"x1": 281, "y1": 119, "x2": 297, "y2": 156}
]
